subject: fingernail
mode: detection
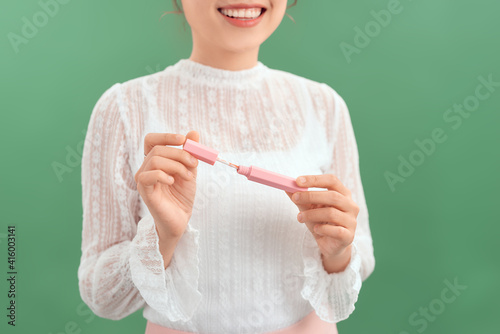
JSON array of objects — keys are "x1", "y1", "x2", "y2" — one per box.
[
  {"x1": 190, "y1": 156, "x2": 197, "y2": 164},
  {"x1": 293, "y1": 193, "x2": 300, "y2": 201},
  {"x1": 297, "y1": 213, "x2": 302, "y2": 222},
  {"x1": 299, "y1": 177, "x2": 306, "y2": 184},
  {"x1": 187, "y1": 170, "x2": 194, "y2": 178}
]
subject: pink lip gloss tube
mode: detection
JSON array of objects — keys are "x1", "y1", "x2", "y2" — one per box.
[
  {"x1": 183, "y1": 138, "x2": 219, "y2": 165},
  {"x1": 236, "y1": 165, "x2": 308, "y2": 193},
  {"x1": 182, "y1": 139, "x2": 309, "y2": 193}
]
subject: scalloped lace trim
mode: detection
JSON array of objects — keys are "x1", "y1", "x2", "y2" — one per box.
[
  {"x1": 129, "y1": 213, "x2": 202, "y2": 322},
  {"x1": 300, "y1": 229, "x2": 362, "y2": 323}
]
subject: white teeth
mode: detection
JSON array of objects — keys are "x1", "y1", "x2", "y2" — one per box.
[{"x1": 220, "y1": 8, "x2": 263, "y2": 19}]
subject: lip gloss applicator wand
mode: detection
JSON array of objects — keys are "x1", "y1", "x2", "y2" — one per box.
[{"x1": 182, "y1": 139, "x2": 309, "y2": 194}]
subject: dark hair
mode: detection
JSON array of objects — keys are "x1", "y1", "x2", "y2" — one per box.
[{"x1": 160, "y1": 0, "x2": 298, "y2": 27}]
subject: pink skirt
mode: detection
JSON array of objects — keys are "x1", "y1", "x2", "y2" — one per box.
[{"x1": 145, "y1": 310, "x2": 338, "y2": 334}]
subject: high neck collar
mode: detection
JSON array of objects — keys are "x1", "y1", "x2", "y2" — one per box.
[{"x1": 169, "y1": 58, "x2": 269, "y2": 85}]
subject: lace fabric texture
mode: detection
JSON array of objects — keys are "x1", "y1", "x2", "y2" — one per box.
[{"x1": 78, "y1": 58, "x2": 375, "y2": 333}]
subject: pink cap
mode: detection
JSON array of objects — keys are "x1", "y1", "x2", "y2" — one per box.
[{"x1": 183, "y1": 139, "x2": 219, "y2": 165}]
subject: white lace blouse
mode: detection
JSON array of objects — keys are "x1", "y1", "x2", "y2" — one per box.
[{"x1": 78, "y1": 58, "x2": 375, "y2": 333}]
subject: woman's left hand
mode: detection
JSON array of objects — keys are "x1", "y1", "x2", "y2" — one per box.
[{"x1": 285, "y1": 174, "x2": 360, "y2": 272}]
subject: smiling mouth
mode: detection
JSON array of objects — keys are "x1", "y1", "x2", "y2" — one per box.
[{"x1": 217, "y1": 7, "x2": 267, "y2": 20}]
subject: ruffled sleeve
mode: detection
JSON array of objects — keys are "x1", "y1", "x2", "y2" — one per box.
[
  {"x1": 129, "y1": 212, "x2": 202, "y2": 322},
  {"x1": 300, "y1": 83, "x2": 375, "y2": 323},
  {"x1": 78, "y1": 82, "x2": 202, "y2": 322}
]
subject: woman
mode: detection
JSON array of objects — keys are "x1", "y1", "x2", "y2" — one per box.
[{"x1": 78, "y1": 1, "x2": 375, "y2": 333}]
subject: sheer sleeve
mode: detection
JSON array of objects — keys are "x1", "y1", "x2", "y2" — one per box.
[
  {"x1": 78, "y1": 83, "x2": 202, "y2": 322},
  {"x1": 300, "y1": 83, "x2": 375, "y2": 323}
]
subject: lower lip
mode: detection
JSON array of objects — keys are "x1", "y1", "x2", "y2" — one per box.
[{"x1": 218, "y1": 9, "x2": 265, "y2": 28}]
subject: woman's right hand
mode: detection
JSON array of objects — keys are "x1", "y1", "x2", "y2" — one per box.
[{"x1": 134, "y1": 130, "x2": 200, "y2": 240}]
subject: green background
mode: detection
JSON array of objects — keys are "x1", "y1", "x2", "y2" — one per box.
[{"x1": 1, "y1": 0, "x2": 498, "y2": 333}]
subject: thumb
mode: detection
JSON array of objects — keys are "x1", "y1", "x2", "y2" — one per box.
[{"x1": 185, "y1": 130, "x2": 200, "y2": 143}]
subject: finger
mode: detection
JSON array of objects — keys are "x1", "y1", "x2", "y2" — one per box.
[
  {"x1": 144, "y1": 133, "x2": 186, "y2": 156},
  {"x1": 136, "y1": 170, "x2": 174, "y2": 191},
  {"x1": 145, "y1": 145, "x2": 198, "y2": 170},
  {"x1": 284, "y1": 191, "x2": 305, "y2": 212},
  {"x1": 291, "y1": 190, "x2": 354, "y2": 212},
  {"x1": 185, "y1": 130, "x2": 200, "y2": 144},
  {"x1": 298, "y1": 207, "x2": 354, "y2": 230},
  {"x1": 144, "y1": 155, "x2": 195, "y2": 181},
  {"x1": 296, "y1": 174, "x2": 351, "y2": 197},
  {"x1": 314, "y1": 224, "x2": 354, "y2": 246}
]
